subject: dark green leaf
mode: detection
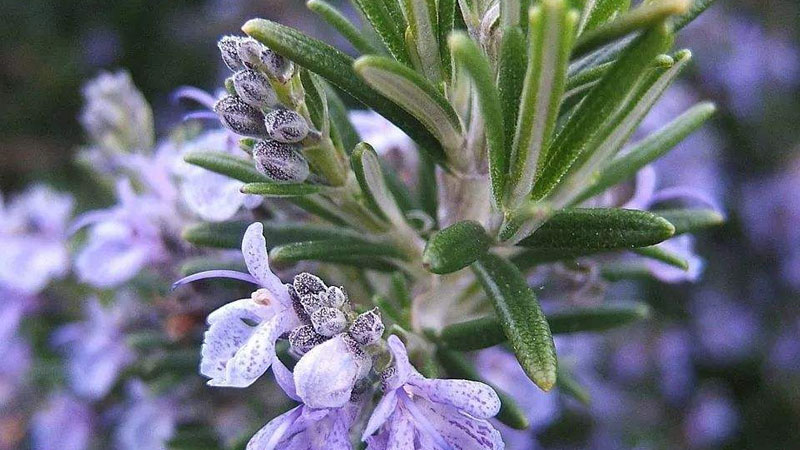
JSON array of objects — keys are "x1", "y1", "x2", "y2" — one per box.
[
  {"x1": 632, "y1": 245, "x2": 688, "y2": 270},
  {"x1": 351, "y1": 0, "x2": 410, "y2": 64},
  {"x1": 307, "y1": 0, "x2": 383, "y2": 55},
  {"x1": 497, "y1": 26, "x2": 528, "y2": 155},
  {"x1": 435, "y1": 347, "x2": 530, "y2": 430},
  {"x1": 183, "y1": 151, "x2": 267, "y2": 183},
  {"x1": 655, "y1": 208, "x2": 724, "y2": 235},
  {"x1": 270, "y1": 239, "x2": 408, "y2": 264},
  {"x1": 299, "y1": 69, "x2": 328, "y2": 131},
  {"x1": 182, "y1": 220, "x2": 367, "y2": 249},
  {"x1": 423, "y1": 220, "x2": 492, "y2": 274},
  {"x1": 240, "y1": 182, "x2": 322, "y2": 197},
  {"x1": 324, "y1": 83, "x2": 360, "y2": 153},
  {"x1": 417, "y1": 150, "x2": 439, "y2": 226},
  {"x1": 518, "y1": 208, "x2": 675, "y2": 250},
  {"x1": 243, "y1": 19, "x2": 447, "y2": 165},
  {"x1": 472, "y1": 253, "x2": 557, "y2": 391},
  {"x1": 438, "y1": 0, "x2": 456, "y2": 81},
  {"x1": 580, "y1": 0, "x2": 631, "y2": 33}
]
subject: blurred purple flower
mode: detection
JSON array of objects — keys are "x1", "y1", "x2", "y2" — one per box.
[
  {"x1": 52, "y1": 297, "x2": 135, "y2": 400},
  {"x1": 683, "y1": 383, "x2": 739, "y2": 448},
  {"x1": 246, "y1": 358, "x2": 360, "y2": 449},
  {"x1": 349, "y1": 111, "x2": 414, "y2": 155},
  {"x1": 72, "y1": 179, "x2": 172, "y2": 288},
  {"x1": 657, "y1": 327, "x2": 695, "y2": 402},
  {"x1": 690, "y1": 289, "x2": 760, "y2": 365},
  {"x1": 31, "y1": 392, "x2": 95, "y2": 450},
  {"x1": 363, "y1": 336, "x2": 503, "y2": 450},
  {"x1": 114, "y1": 380, "x2": 177, "y2": 450},
  {"x1": 0, "y1": 291, "x2": 35, "y2": 404},
  {"x1": 0, "y1": 185, "x2": 73, "y2": 295},
  {"x1": 175, "y1": 222, "x2": 299, "y2": 388}
]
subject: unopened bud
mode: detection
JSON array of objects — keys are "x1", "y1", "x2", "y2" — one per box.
[
  {"x1": 348, "y1": 308, "x2": 385, "y2": 346},
  {"x1": 218, "y1": 36, "x2": 246, "y2": 71},
  {"x1": 238, "y1": 38, "x2": 294, "y2": 83},
  {"x1": 214, "y1": 95, "x2": 268, "y2": 137},
  {"x1": 289, "y1": 325, "x2": 327, "y2": 355},
  {"x1": 293, "y1": 273, "x2": 327, "y2": 299},
  {"x1": 252, "y1": 140, "x2": 309, "y2": 183},
  {"x1": 288, "y1": 284, "x2": 311, "y2": 324},
  {"x1": 310, "y1": 307, "x2": 348, "y2": 337},
  {"x1": 264, "y1": 109, "x2": 309, "y2": 143},
  {"x1": 322, "y1": 286, "x2": 348, "y2": 309},
  {"x1": 233, "y1": 70, "x2": 278, "y2": 109}
]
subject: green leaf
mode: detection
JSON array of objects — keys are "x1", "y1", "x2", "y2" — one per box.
[
  {"x1": 673, "y1": 0, "x2": 717, "y2": 31},
  {"x1": 372, "y1": 294, "x2": 406, "y2": 327},
  {"x1": 323, "y1": 82, "x2": 360, "y2": 153},
  {"x1": 402, "y1": 0, "x2": 443, "y2": 82},
  {"x1": 182, "y1": 220, "x2": 368, "y2": 249},
  {"x1": 183, "y1": 151, "x2": 268, "y2": 184},
  {"x1": 417, "y1": 151, "x2": 439, "y2": 226},
  {"x1": 557, "y1": 365, "x2": 591, "y2": 405},
  {"x1": 438, "y1": 0, "x2": 456, "y2": 81},
  {"x1": 579, "y1": 0, "x2": 631, "y2": 34},
  {"x1": 241, "y1": 182, "x2": 322, "y2": 197},
  {"x1": 390, "y1": 272, "x2": 412, "y2": 309},
  {"x1": 572, "y1": 0, "x2": 689, "y2": 58},
  {"x1": 300, "y1": 69, "x2": 329, "y2": 132},
  {"x1": 573, "y1": 102, "x2": 716, "y2": 204},
  {"x1": 350, "y1": 0, "x2": 410, "y2": 64},
  {"x1": 472, "y1": 253, "x2": 557, "y2": 391},
  {"x1": 243, "y1": 19, "x2": 447, "y2": 165},
  {"x1": 532, "y1": 25, "x2": 672, "y2": 199},
  {"x1": 655, "y1": 208, "x2": 724, "y2": 235},
  {"x1": 354, "y1": 56, "x2": 463, "y2": 154},
  {"x1": 270, "y1": 240, "x2": 408, "y2": 263},
  {"x1": 555, "y1": 51, "x2": 692, "y2": 206},
  {"x1": 506, "y1": 1, "x2": 577, "y2": 209},
  {"x1": 564, "y1": 60, "x2": 612, "y2": 98},
  {"x1": 449, "y1": 32, "x2": 508, "y2": 207},
  {"x1": 518, "y1": 208, "x2": 675, "y2": 250},
  {"x1": 632, "y1": 245, "x2": 689, "y2": 270},
  {"x1": 497, "y1": 26, "x2": 528, "y2": 154},
  {"x1": 351, "y1": 142, "x2": 406, "y2": 224},
  {"x1": 307, "y1": 0, "x2": 382, "y2": 55},
  {"x1": 423, "y1": 220, "x2": 491, "y2": 274},
  {"x1": 435, "y1": 347, "x2": 530, "y2": 430},
  {"x1": 439, "y1": 302, "x2": 650, "y2": 350}
]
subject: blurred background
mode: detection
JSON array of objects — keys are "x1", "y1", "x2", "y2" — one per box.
[{"x1": 1, "y1": 0, "x2": 799, "y2": 448}]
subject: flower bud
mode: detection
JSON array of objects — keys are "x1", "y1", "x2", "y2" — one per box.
[
  {"x1": 348, "y1": 308, "x2": 385, "y2": 346},
  {"x1": 310, "y1": 307, "x2": 348, "y2": 337},
  {"x1": 264, "y1": 109, "x2": 309, "y2": 143},
  {"x1": 213, "y1": 95, "x2": 268, "y2": 137},
  {"x1": 252, "y1": 140, "x2": 310, "y2": 182},
  {"x1": 289, "y1": 325, "x2": 327, "y2": 356},
  {"x1": 238, "y1": 38, "x2": 294, "y2": 83},
  {"x1": 293, "y1": 273, "x2": 327, "y2": 299},
  {"x1": 288, "y1": 284, "x2": 311, "y2": 324},
  {"x1": 218, "y1": 36, "x2": 245, "y2": 71},
  {"x1": 322, "y1": 286, "x2": 348, "y2": 309},
  {"x1": 232, "y1": 70, "x2": 278, "y2": 109}
]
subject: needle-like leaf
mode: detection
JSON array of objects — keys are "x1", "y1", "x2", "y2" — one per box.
[
  {"x1": 655, "y1": 208, "x2": 725, "y2": 235},
  {"x1": 423, "y1": 220, "x2": 492, "y2": 274},
  {"x1": 240, "y1": 182, "x2": 322, "y2": 197},
  {"x1": 350, "y1": 0, "x2": 410, "y2": 64},
  {"x1": 181, "y1": 220, "x2": 369, "y2": 249},
  {"x1": 183, "y1": 151, "x2": 268, "y2": 183},
  {"x1": 307, "y1": 0, "x2": 382, "y2": 55},
  {"x1": 270, "y1": 240, "x2": 408, "y2": 263}
]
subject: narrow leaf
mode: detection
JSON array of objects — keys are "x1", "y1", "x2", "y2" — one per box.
[
  {"x1": 572, "y1": 0, "x2": 689, "y2": 58},
  {"x1": 654, "y1": 208, "x2": 724, "y2": 235},
  {"x1": 390, "y1": 272, "x2": 412, "y2": 309},
  {"x1": 673, "y1": 0, "x2": 717, "y2": 31},
  {"x1": 351, "y1": 0, "x2": 410, "y2": 64},
  {"x1": 632, "y1": 245, "x2": 689, "y2": 270},
  {"x1": 518, "y1": 208, "x2": 676, "y2": 250},
  {"x1": 300, "y1": 69, "x2": 329, "y2": 132},
  {"x1": 438, "y1": 0, "x2": 456, "y2": 81},
  {"x1": 182, "y1": 220, "x2": 368, "y2": 249},
  {"x1": 240, "y1": 182, "x2": 322, "y2": 197},
  {"x1": 472, "y1": 253, "x2": 557, "y2": 391},
  {"x1": 557, "y1": 365, "x2": 591, "y2": 405},
  {"x1": 243, "y1": 19, "x2": 447, "y2": 165},
  {"x1": 270, "y1": 240, "x2": 408, "y2": 263},
  {"x1": 579, "y1": 0, "x2": 632, "y2": 34},
  {"x1": 440, "y1": 302, "x2": 650, "y2": 350},
  {"x1": 506, "y1": 1, "x2": 577, "y2": 209},
  {"x1": 532, "y1": 25, "x2": 672, "y2": 199},
  {"x1": 351, "y1": 142, "x2": 406, "y2": 224},
  {"x1": 423, "y1": 220, "x2": 491, "y2": 274},
  {"x1": 435, "y1": 347, "x2": 530, "y2": 430},
  {"x1": 573, "y1": 102, "x2": 716, "y2": 204},
  {"x1": 417, "y1": 150, "x2": 439, "y2": 226},
  {"x1": 402, "y1": 0, "x2": 443, "y2": 82},
  {"x1": 449, "y1": 33, "x2": 508, "y2": 207},
  {"x1": 307, "y1": 0, "x2": 382, "y2": 55},
  {"x1": 354, "y1": 56, "x2": 463, "y2": 154},
  {"x1": 497, "y1": 26, "x2": 528, "y2": 151},
  {"x1": 183, "y1": 151, "x2": 267, "y2": 183},
  {"x1": 323, "y1": 83, "x2": 360, "y2": 152}
]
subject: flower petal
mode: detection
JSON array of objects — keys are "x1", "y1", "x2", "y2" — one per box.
[
  {"x1": 362, "y1": 390, "x2": 398, "y2": 441},
  {"x1": 242, "y1": 222, "x2": 290, "y2": 306},
  {"x1": 421, "y1": 399, "x2": 505, "y2": 450},
  {"x1": 412, "y1": 378, "x2": 501, "y2": 419},
  {"x1": 385, "y1": 410, "x2": 415, "y2": 450},
  {"x1": 247, "y1": 405, "x2": 302, "y2": 450},
  {"x1": 272, "y1": 356, "x2": 300, "y2": 401},
  {"x1": 293, "y1": 335, "x2": 361, "y2": 409},
  {"x1": 181, "y1": 169, "x2": 244, "y2": 221},
  {"x1": 385, "y1": 335, "x2": 414, "y2": 390}
]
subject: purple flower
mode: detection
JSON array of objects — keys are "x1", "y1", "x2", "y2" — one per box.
[
  {"x1": 114, "y1": 380, "x2": 177, "y2": 450},
  {"x1": 348, "y1": 110, "x2": 414, "y2": 155},
  {"x1": 0, "y1": 185, "x2": 73, "y2": 294},
  {"x1": 0, "y1": 290, "x2": 34, "y2": 404},
  {"x1": 31, "y1": 392, "x2": 95, "y2": 450},
  {"x1": 52, "y1": 297, "x2": 135, "y2": 400},
  {"x1": 683, "y1": 383, "x2": 739, "y2": 448},
  {"x1": 72, "y1": 179, "x2": 171, "y2": 288},
  {"x1": 246, "y1": 358, "x2": 360, "y2": 449},
  {"x1": 175, "y1": 222, "x2": 299, "y2": 387},
  {"x1": 362, "y1": 336, "x2": 503, "y2": 450}
]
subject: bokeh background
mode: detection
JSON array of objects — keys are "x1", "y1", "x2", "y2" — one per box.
[{"x1": 2, "y1": 0, "x2": 799, "y2": 448}]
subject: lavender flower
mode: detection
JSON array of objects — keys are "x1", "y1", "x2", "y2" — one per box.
[
  {"x1": 0, "y1": 185, "x2": 73, "y2": 295},
  {"x1": 114, "y1": 380, "x2": 177, "y2": 450},
  {"x1": 0, "y1": 291, "x2": 34, "y2": 404},
  {"x1": 246, "y1": 358, "x2": 360, "y2": 449},
  {"x1": 362, "y1": 336, "x2": 503, "y2": 450},
  {"x1": 52, "y1": 297, "x2": 135, "y2": 400},
  {"x1": 72, "y1": 179, "x2": 170, "y2": 288},
  {"x1": 31, "y1": 392, "x2": 95, "y2": 450}
]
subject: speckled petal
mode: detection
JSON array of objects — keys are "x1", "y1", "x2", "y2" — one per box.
[
  {"x1": 421, "y1": 400, "x2": 505, "y2": 450},
  {"x1": 247, "y1": 406, "x2": 302, "y2": 450},
  {"x1": 385, "y1": 335, "x2": 414, "y2": 389},
  {"x1": 413, "y1": 378, "x2": 501, "y2": 419},
  {"x1": 362, "y1": 390, "x2": 398, "y2": 440},
  {"x1": 385, "y1": 411, "x2": 415, "y2": 450},
  {"x1": 293, "y1": 334, "x2": 361, "y2": 409},
  {"x1": 272, "y1": 356, "x2": 300, "y2": 401},
  {"x1": 242, "y1": 222, "x2": 291, "y2": 306}
]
